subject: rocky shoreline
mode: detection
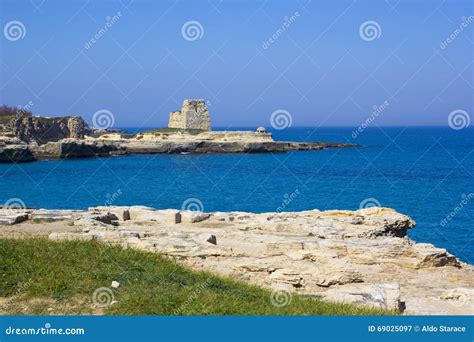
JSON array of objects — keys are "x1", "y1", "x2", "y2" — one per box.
[
  {"x1": 0, "y1": 135, "x2": 357, "y2": 163},
  {"x1": 1, "y1": 206, "x2": 472, "y2": 315},
  {"x1": 0, "y1": 101, "x2": 357, "y2": 162}
]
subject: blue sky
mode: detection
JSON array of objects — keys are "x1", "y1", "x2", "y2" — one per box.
[{"x1": 0, "y1": 0, "x2": 472, "y2": 128}]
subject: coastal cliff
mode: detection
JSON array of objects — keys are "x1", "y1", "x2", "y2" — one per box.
[
  {"x1": 1, "y1": 206, "x2": 472, "y2": 315},
  {"x1": 12, "y1": 115, "x2": 86, "y2": 144},
  {"x1": 0, "y1": 106, "x2": 86, "y2": 145}
]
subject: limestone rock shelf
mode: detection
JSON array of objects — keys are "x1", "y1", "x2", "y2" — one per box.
[
  {"x1": 0, "y1": 136, "x2": 357, "y2": 162},
  {"x1": 121, "y1": 139, "x2": 356, "y2": 154},
  {"x1": 1, "y1": 206, "x2": 472, "y2": 315}
]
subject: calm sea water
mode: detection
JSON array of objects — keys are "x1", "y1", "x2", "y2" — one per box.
[{"x1": 1, "y1": 127, "x2": 473, "y2": 263}]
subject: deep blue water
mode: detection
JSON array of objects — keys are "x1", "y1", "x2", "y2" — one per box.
[{"x1": 1, "y1": 127, "x2": 473, "y2": 263}]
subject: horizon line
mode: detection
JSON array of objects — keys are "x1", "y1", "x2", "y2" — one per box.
[{"x1": 115, "y1": 125, "x2": 468, "y2": 129}]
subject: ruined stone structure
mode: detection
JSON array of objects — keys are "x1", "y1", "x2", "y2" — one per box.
[{"x1": 168, "y1": 99, "x2": 211, "y2": 130}]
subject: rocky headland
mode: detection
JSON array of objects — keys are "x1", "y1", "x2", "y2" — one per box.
[
  {"x1": 0, "y1": 101, "x2": 356, "y2": 162},
  {"x1": 1, "y1": 205, "x2": 472, "y2": 315}
]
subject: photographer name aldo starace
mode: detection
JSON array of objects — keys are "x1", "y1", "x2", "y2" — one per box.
[{"x1": 368, "y1": 325, "x2": 467, "y2": 333}]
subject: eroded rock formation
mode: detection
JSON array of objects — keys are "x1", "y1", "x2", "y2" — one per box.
[{"x1": 12, "y1": 116, "x2": 86, "y2": 144}]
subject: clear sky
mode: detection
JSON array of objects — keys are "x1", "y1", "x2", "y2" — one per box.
[{"x1": 0, "y1": 0, "x2": 472, "y2": 128}]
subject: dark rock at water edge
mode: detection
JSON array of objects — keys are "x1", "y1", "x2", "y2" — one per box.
[
  {"x1": 29, "y1": 141, "x2": 127, "y2": 159},
  {"x1": 0, "y1": 140, "x2": 357, "y2": 162},
  {"x1": 0, "y1": 141, "x2": 126, "y2": 162},
  {"x1": 0, "y1": 145, "x2": 35, "y2": 162}
]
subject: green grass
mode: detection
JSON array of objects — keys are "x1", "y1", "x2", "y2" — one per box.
[
  {"x1": 142, "y1": 127, "x2": 206, "y2": 135},
  {"x1": 0, "y1": 238, "x2": 396, "y2": 315},
  {"x1": 118, "y1": 128, "x2": 207, "y2": 139},
  {"x1": 0, "y1": 114, "x2": 15, "y2": 125}
]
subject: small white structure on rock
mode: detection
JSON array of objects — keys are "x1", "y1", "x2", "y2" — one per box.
[
  {"x1": 256, "y1": 127, "x2": 266, "y2": 133},
  {"x1": 168, "y1": 99, "x2": 211, "y2": 131}
]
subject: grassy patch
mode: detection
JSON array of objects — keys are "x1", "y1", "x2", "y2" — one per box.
[
  {"x1": 0, "y1": 238, "x2": 395, "y2": 315},
  {"x1": 142, "y1": 127, "x2": 206, "y2": 135},
  {"x1": 0, "y1": 115, "x2": 15, "y2": 125}
]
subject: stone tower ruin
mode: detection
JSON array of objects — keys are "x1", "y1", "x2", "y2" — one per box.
[{"x1": 168, "y1": 99, "x2": 211, "y2": 131}]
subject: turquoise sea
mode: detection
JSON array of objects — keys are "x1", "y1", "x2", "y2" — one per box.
[{"x1": 0, "y1": 127, "x2": 473, "y2": 263}]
